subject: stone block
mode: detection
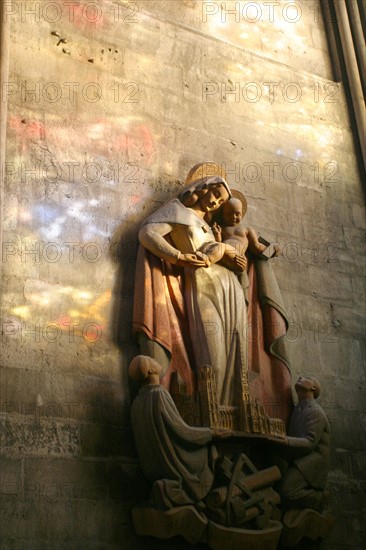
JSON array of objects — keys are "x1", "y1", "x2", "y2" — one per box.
[
  {"x1": 0, "y1": 415, "x2": 80, "y2": 458},
  {"x1": 325, "y1": 409, "x2": 364, "y2": 450},
  {"x1": 277, "y1": 324, "x2": 337, "y2": 381},
  {"x1": 0, "y1": 498, "x2": 130, "y2": 544},
  {"x1": 307, "y1": 265, "x2": 354, "y2": 304},
  {"x1": 343, "y1": 224, "x2": 366, "y2": 256},
  {"x1": 251, "y1": 201, "x2": 304, "y2": 240},
  {"x1": 322, "y1": 476, "x2": 366, "y2": 550},
  {"x1": 338, "y1": 162, "x2": 366, "y2": 202},
  {"x1": 332, "y1": 449, "x2": 366, "y2": 481},
  {"x1": 80, "y1": 423, "x2": 136, "y2": 458},
  {"x1": 311, "y1": 23, "x2": 329, "y2": 51},
  {"x1": 0, "y1": 335, "x2": 123, "y2": 380},
  {"x1": 333, "y1": 378, "x2": 365, "y2": 412},
  {"x1": 23, "y1": 455, "x2": 147, "y2": 505},
  {"x1": 280, "y1": 290, "x2": 333, "y2": 335},
  {"x1": 0, "y1": 366, "x2": 129, "y2": 426},
  {"x1": 301, "y1": 217, "x2": 345, "y2": 248},
  {"x1": 357, "y1": 412, "x2": 366, "y2": 449},
  {"x1": 351, "y1": 275, "x2": 365, "y2": 307},
  {"x1": 328, "y1": 248, "x2": 366, "y2": 278},
  {"x1": 318, "y1": 336, "x2": 365, "y2": 379},
  {"x1": 139, "y1": 0, "x2": 333, "y2": 79},
  {"x1": 0, "y1": 458, "x2": 22, "y2": 498},
  {"x1": 352, "y1": 203, "x2": 366, "y2": 230},
  {"x1": 271, "y1": 260, "x2": 310, "y2": 295},
  {"x1": 124, "y1": 49, "x2": 183, "y2": 96}
]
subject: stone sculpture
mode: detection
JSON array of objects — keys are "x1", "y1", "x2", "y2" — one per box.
[
  {"x1": 270, "y1": 375, "x2": 334, "y2": 546},
  {"x1": 132, "y1": 162, "x2": 293, "y2": 430},
  {"x1": 129, "y1": 351, "x2": 334, "y2": 548},
  {"x1": 133, "y1": 166, "x2": 248, "y2": 408},
  {"x1": 129, "y1": 163, "x2": 334, "y2": 548},
  {"x1": 211, "y1": 191, "x2": 275, "y2": 260},
  {"x1": 129, "y1": 355, "x2": 283, "y2": 548},
  {"x1": 272, "y1": 375, "x2": 331, "y2": 509},
  {"x1": 129, "y1": 355, "x2": 217, "y2": 510}
]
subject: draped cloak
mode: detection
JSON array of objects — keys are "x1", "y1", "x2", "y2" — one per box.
[{"x1": 131, "y1": 384, "x2": 215, "y2": 507}]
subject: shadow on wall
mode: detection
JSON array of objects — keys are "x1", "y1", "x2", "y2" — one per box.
[{"x1": 109, "y1": 175, "x2": 185, "y2": 402}]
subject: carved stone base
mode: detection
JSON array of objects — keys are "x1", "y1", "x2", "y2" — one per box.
[
  {"x1": 208, "y1": 520, "x2": 283, "y2": 550},
  {"x1": 280, "y1": 508, "x2": 335, "y2": 547},
  {"x1": 131, "y1": 504, "x2": 208, "y2": 545}
]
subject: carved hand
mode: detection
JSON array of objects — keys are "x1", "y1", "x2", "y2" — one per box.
[
  {"x1": 176, "y1": 253, "x2": 210, "y2": 268},
  {"x1": 212, "y1": 429, "x2": 232, "y2": 439},
  {"x1": 233, "y1": 254, "x2": 247, "y2": 271},
  {"x1": 211, "y1": 222, "x2": 222, "y2": 242}
]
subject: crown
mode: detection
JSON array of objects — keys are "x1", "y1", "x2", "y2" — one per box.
[{"x1": 185, "y1": 162, "x2": 228, "y2": 185}]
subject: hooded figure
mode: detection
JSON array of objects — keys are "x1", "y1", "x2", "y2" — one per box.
[{"x1": 129, "y1": 355, "x2": 216, "y2": 509}]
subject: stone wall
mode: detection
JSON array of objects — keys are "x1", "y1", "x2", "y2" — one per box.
[{"x1": 1, "y1": 1, "x2": 365, "y2": 548}]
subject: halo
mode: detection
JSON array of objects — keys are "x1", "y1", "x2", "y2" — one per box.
[
  {"x1": 231, "y1": 189, "x2": 247, "y2": 217},
  {"x1": 185, "y1": 162, "x2": 227, "y2": 185}
]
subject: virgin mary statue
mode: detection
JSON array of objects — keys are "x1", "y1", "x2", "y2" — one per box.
[
  {"x1": 132, "y1": 163, "x2": 293, "y2": 425},
  {"x1": 133, "y1": 163, "x2": 248, "y2": 407}
]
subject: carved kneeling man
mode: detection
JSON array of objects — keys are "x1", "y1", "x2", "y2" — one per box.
[
  {"x1": 272, "y1": 375, "x2": 331, "y2": 511},
  {"x1": 129, "y1": 355, "x2": 220, "y2": 510}
]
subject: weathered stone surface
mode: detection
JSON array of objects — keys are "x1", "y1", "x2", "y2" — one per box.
[
  {"x1": 317, "y1": 336, "x2": 365, "y2": 379},
  {"x1": 1, "y1": 0, "x2": 364, "y2": 548},
  {"x1": 307, "y1": 265, "x2": 354, "y2": 304},
  {"x1": 0, "y1": 458, "x2": 22, "y2": 498},
  {"x1": 0, "y1": 457, "x2": 147, "y2": 547},
  {"x1": 23, "y1": 456, "x2": 144, "y2": 501},
  {"x1": 323, "y1": 475, "x2": 366, "y2": 550},
  {"x1": 271, "y1": 260, "x2": 311, "y2": 295},
  {"x1": 0, "y1": 415, "x2": 80, "y2": 457},
  {"x1": 352, "y1": 203, "x2": 366, "y2": 230},
  {"x1": 0, "y1": 366, "x2": 130, "y2": 425},
  {"x1": 0, "y1": 499, "x2": 130, "y2": 544},
  {"x1": 80, "y1": 423, "x2": 136, "y2": 458}
]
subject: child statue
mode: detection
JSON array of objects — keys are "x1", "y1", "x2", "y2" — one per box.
[{"x1": 211, "y1": 191, "x2": 279, "y2": 269}]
